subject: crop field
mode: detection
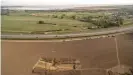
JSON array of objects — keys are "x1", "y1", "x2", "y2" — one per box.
[{"x1": 2, "y1": 33, "x2": 133, "y2": 75}]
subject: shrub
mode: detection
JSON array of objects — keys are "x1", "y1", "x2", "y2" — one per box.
[
  {"x1": 52, "y1": 15, "x2": 57, "y2": 18},
  {"x1": 38, "y1": 21, "x2": 45, "y2": 24},
  {"x1": 58, "y1": 14, "x2": 65, "y2": 19},
  {"x1": 70, "y1": 15, "x2": 76, "y2": 20}
]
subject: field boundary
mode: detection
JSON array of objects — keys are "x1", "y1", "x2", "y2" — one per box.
[{"x1": 1, "y1": 26, "x2": 133, "y2": 40}]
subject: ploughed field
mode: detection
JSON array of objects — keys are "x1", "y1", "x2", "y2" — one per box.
[{"x1": 1, "y1": 33, "x2": 133, "y2": 75}]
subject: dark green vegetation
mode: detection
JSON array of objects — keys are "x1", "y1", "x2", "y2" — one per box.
[{"x1": 1, "y1": 5, "x2": 133, "y2": 34}]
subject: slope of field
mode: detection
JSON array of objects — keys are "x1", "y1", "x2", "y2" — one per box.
[{"x1": 1, "y1": 33, "x2": 133, "y2": 75}]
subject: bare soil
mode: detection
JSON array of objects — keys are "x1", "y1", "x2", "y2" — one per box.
[{"x1": 1, "y1": 33, "x2": 133, "y2": 75}]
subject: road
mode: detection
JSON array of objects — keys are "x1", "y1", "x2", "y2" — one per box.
[{"x1": 1, "y1": 26, "x2": 133, "y2": 39}]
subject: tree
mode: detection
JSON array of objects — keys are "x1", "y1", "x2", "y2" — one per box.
[
  {"x1": 118, "y1": 17, "x2": 124, "y2": 25},
  {"x1": 70, "y1": 15, "x2": 76, "y2": 20}
]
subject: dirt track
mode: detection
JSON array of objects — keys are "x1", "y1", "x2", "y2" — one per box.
[{"x1": 1, "y1": 33, "x2": 133, "y2": 75}]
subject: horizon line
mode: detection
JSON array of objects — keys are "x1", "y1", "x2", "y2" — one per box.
[{"x1": 2, "y1": 3, "x2": 133, "y2": 6}]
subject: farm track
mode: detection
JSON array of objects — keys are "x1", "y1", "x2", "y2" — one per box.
[{"x1": 114, "y1": 38, "x2": 121, "y2": 66}]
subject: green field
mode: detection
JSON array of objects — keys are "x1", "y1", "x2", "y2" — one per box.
[
  {"x1": 1, "y1": 10, "x2": 133, "y2": 34},
  {"x1": 2, "y1": 15, "x2": 95, "y2": 34},
  {"x1": 1, "y1": 11, "x2": 96, "y2": 34}
]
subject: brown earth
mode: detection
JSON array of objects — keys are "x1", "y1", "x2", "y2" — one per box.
[{"x1": 1, "y1": 33, "x2": 133, "y2": 75}]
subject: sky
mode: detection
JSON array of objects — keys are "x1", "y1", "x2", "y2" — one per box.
[{"x1": 1, "y1": 0, "x2": 133, "y2": 6}]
